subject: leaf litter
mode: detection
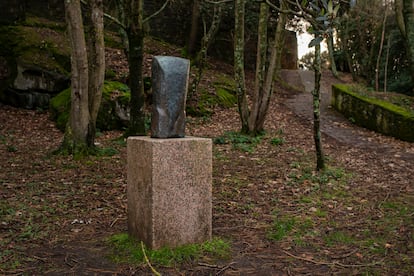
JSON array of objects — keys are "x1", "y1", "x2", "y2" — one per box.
[{"x1": 0, "y1": 48, "x2": 413, "y2": 275}]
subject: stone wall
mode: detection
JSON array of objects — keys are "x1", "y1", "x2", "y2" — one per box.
[{"x1": 332, "y1": 84, "x2": 414, "y2": 142}]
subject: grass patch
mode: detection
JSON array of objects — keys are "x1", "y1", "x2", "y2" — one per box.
[
  {"x1": 267, "y1": 213, "x2": 317, "y2": 243},
  {"x1": 267, "y1": 213, "x2": 296, "y2": 241},
  {"x1": 287, "y1": 163, "x2": 350, "y2": 187},
  {"x1": 108, "y1": 234, "x2": 231, "y2": 267},
  {"x1": 270, "y1": 137, "x2": 285, "y2": 146},
  {"x1": 324, "y1": 231, "x2": 355, "y2": 247},
  {"x1": 214, "y1": 131, "x2": 263, "y2": 153},
  {"x1": 95, "y1": 147, "x2": 119, "y2": 157}
]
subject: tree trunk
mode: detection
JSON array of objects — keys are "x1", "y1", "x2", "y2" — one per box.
[
  {"x1": 125, "y1": 0, "x2": 146, "y2": 136},
  {"x1": 85, "y1": 0, "x2": 105, "y2": 146},
  {"x1": 342, "y1": 17, "x2": 356, "y2": 80},
  {"x1": 327, "y1": 35, "x2": 338, "y2": 78},
  {"x1": 312, "y1": 43, "x2": 325, "y2": 171},
  {"x1": 187, "y1": 0, "x2": 200, "y2": 57},
  {"x1": 375, "y1": 10, "x2": 387, "y2": 92},
  {"x1": 63, "y1": 0, "x2": 91, "y2": 153},
  {"x1": 248, "y1": 2, "x2": 268, "y2": 134},
  {"x1": 247, "y1": 1, "x2": 287, "y2": 134},
  {"x1": 384, "y1": 34, "x2": 391, "y2": 92},
  {"x1": 234, "y1": 0, "x2": 249, "y2": 133},
  {"x1": 403, "y1": 0, "x2": 414, "y2": 94},
  {"x1": 116, "y1": 0, "x2": 130, "y2": 58}
]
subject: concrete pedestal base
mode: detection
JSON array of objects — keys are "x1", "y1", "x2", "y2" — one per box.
[{"x1": 127, "y1": 136, "x2": 212, "y2": 249}]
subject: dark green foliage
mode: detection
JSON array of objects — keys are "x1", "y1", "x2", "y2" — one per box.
[
  {"x1": 270, "y1": 137, "x2": 285, "y2": 146},
  {"x1": 336, "y1": 4, "x2": 413, "y2": 94}
]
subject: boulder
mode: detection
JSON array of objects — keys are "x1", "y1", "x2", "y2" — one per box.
[
  {"x1": 0, "y1": 19, "x2": 71, "y2": 109},
  {"x1": 50, "y1": 81, "x2": 131, "y2": 131},
  {"x1": 2, "y1": 61, "x2": 69, "y2": 109}
]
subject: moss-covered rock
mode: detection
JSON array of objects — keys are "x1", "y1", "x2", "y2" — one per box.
[
  {"x1": 0, "y1": 17, "x2": 71, "y2": 109},
  {"x1": 50, "y1": 81, "x2": 131, "y2": 131},
  {"x1": 331, "y1": 84, "x2": 414, "y2": 142}
]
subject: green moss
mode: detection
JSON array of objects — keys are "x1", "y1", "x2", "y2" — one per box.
[
  {"x1": 213, "y1": 75, "x2": 237, "y2": 108},
  {"x1": 332, "y1": 84, "x2": 414, "y2": 142},
  {"x1": 50, "y1": 81, "x2": 131, "y2": 131},
  {"x1": 23, "y1": 15, "x2": 66, "y2": 31},
  {"x1": 0, "y1": 24, "x2": 70, "y2": 75},
  {"x1": 49, "y1": 88, "x2": 71, "y2": 131},
  {"x1": 334, "y1": 84, "x2": 414, "y2": 118}
]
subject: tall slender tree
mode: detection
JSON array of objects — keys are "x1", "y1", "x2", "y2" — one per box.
[
  {"x1": 124, "y1": 0, "x2": 146, "y2": 136},
  {"x1": 62, "y1": 0, "x2": 105, "y2": 155},
  {"x1": 282, "y1": 0, "x2": 341, "y2": 170},
  {"x1": 234, "y1": 0, "x2": 250, "y2": 133},
  {"x1": 234, "y1": 0, "x2": 288, "y2": 135}
]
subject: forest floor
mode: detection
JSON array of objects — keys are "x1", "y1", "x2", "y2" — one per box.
[{"x1": 1, "y1": 43, "x2": 414, "y2": 275}]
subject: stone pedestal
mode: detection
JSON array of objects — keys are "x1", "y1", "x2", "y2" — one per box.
[{"x1": 127, "y1": 136, "x2": 212, "y2": 249}]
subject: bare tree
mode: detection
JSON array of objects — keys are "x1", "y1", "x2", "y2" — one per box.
[
  {"x1": 61, "y1": 0, "x2": 105, "y2": 155},
  {"x1": 234, "y1": 0, "x2": 288, "y2": 135}
]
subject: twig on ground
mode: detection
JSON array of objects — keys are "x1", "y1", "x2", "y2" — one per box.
[
  {"x1": 110, "y1": 217, "x2": 119, "y2": 227},
  {"x1": 0, "y1": 267, "x2": 37, "y2": 274},
  {"x1": 331, "y1": 249, "x2": 359, "y2": 259},
  {"x1": 141, "y1": 241, "x2": 161, "y2": 276},
  {"x1": 216, "y1": 262, "x2": 236, "y2": 275},
  {"x1": 198, "y1": 262, "x2": 220, "y2": 268},
  {"x1": 197, "y1": 262, "x2": 236, "y2": 275},
  {"x1": 64, "y1": 253, "x2": 79, "y2": 268},
  {"x1": 282, "y1": 250, "x2": 383, "y2": 268}
]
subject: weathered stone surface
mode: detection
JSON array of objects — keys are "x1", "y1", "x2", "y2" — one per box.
[
  {"x1": 281, "y1": 30, "x2": 298, "y2": 70},
  {"x1": 332, "y1": 84, "x2": 414, "y2": 142},
  {"x1": 151, "y1": 56, "x2": 190, "y2": 138},
  {"x1": 1, "y1": 62, "x2": 69, "y2": 109},
  {"x1": 127, "y1": 136, "x2": 212, "y2": 249},
  {"x1": 13, "y1": 63, "x2": 69, "y2": 92}
]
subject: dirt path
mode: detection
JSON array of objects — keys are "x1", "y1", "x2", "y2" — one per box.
[{"x1": 284, "y1": 69, "x2": 414, "y2": 161}]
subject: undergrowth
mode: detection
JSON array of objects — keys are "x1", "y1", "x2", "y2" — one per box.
[
  {"x1": 214, "y1": 131, "x2": 264, "y2": 153},
  {"x1": 108, "y1": 234, "x2": 231, "y2": 267}
]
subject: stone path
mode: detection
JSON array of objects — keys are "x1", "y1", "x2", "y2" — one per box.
[{"x1": 283, "y1": 69, "x2": 414, "y2": 161}]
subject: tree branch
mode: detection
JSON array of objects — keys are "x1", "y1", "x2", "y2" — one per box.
[
  {"x1": 104, "y1": 12, "x2": 126, "y2": 30},
  {"x1": 143, "y1": 0, "x2": 170, "y2": 24}
]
